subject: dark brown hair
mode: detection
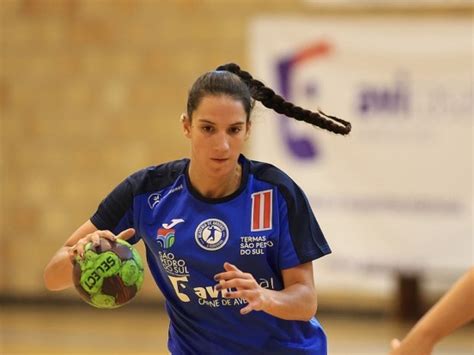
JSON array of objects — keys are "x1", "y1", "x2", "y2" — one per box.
[{"x1": 186, "y1": 63, "x2": 351, "y2": 135}]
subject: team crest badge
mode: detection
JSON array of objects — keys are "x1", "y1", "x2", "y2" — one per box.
[
  {"x1": 156, "y1": 219, "x2": 184, "y2": 249},
  {"x1": 156, "y1": 228, "x2": 176, "y2": 249},
  {"x1": 195, "y1": 219, "x2": 229, "y2": 251}
]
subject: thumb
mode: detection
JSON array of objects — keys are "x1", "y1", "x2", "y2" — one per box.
[
  {"x1": 391, "y1": 338, "x2": 401, "y2": 349},
  {"x1": 117, "y1": 228, "x2": 136, "y2": 240}
]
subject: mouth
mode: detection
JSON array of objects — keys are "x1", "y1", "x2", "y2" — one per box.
[{"x1": 210, "y1": 158, "x2": 229, "y2": 163}]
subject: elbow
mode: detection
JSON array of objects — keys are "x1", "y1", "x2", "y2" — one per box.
[
  {"x1": 291, "y1": 285, "x2": 318, "y2": 321},
  {"x1": 303, "y1": 301, "x2": 318, "y2": 321},
  {"x1": 298, "y1": 296, "x2": 318, "y2": 322},
  {"x1": 297, "y1": 310, "x2": 316, "y2": 322},
  {"x1": 306, "y1": 289, "x2": 319, "y2": 320},
  {"x1": 311, "y1": 300, "x2": 318, "y2": 319}
]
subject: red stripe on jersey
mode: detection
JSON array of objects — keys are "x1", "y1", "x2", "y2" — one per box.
[
  {"x1": 263, "y1": 191, "x2": 271, "y2": 229},
  {"x1": 252, "y1": 193, "x2": 261, "y2": 231},
  {"x1": 251, "y1": 190, "x2": 272, "y2": 231}
]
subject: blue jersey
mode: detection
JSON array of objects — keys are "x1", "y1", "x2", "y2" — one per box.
[{"x1": 91, "y1": 155, "x2": 331, "y2": 355}]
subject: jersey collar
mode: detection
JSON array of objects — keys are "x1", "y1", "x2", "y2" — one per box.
[{"x1": 184, "y1": 154, "x2": 249, "y2": 204}]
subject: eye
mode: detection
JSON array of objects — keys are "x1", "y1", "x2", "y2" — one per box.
[
  {"x1": 229, "y1": 127, "x2": 242, "y2": 134},
  {"x1": 201, "y1": 126, "x2": 214, "y2": 133}
]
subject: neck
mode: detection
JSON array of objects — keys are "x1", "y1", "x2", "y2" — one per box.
[{"x1": 188, "y1": 162, "x2": 242, "y2": 199}]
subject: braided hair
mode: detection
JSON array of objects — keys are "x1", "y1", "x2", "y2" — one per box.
[{"x1": 186, "y1": 63, "x2": 351, "y2": 135}]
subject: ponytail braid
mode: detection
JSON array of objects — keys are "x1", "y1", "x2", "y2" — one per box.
[{"x1": 216, "y1": 63, "x2": 351, "y2": 135}]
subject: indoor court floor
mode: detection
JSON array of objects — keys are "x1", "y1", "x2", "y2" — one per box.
[{"x1": 1, "y1": 303, "x2": 473, "y2": 354}]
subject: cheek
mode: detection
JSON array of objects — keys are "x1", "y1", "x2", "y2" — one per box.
[
  {"x1": 232, "y1": 136, "x2": 246, "y2": 150},
  {"x1": 190, "y1": 135, "x2": 208, "y2": 152}
]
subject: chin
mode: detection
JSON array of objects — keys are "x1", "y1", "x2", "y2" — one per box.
[{"x1": 208, "y1": 159, "x2": 234, "y2": 175}]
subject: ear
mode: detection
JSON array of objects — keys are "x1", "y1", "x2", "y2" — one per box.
[
  {"x1": 181, "y1": 114, "x2": 191, "y2": 138},
  {"x1": 244, "y1": 121, "x2": 252, "y2": 141}
]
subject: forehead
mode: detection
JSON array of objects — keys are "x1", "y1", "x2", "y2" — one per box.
[{"x1": 193, "y1": 95, "x2": 247, "y2": 123}]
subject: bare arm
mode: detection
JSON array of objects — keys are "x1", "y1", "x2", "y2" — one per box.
[
  {"x1": 43, "y1": 220, "x2": 135, "y2": 291},
  {"x1": 389, "y1": 267, "x2": 474, "y2": 355},
  {"x1": 214, "y1": 261, "x2": 317, "y2": 321}
]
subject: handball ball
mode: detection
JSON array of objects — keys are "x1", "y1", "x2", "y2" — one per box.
[{"x1": 73, "y1": 238, "x2": 144, "y2": 309}]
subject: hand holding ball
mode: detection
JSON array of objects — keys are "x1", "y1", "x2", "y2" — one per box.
[{"x1": 72, "y1": 237, "x2": 144, "y2": 309}]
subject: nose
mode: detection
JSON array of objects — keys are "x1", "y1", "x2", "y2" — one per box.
[{"x1": 213, "y1": 131, "x2": 230, "y2": 153}]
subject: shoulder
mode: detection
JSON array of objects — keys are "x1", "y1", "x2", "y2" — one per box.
[
  {"x1": 248, "y1": 158, "x2": 310, "y2": 210},
  {"x1": 247, "y1": 158, "x2": 330, "y2": 262},
  {"x1": 249, "y1": 159, "x2": 299, "y2": 193},
  {"x1": 125, "y1": 158, "x2": 188, "y2": 196}
]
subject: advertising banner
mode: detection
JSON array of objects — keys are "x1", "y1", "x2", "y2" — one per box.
[{"x1": 249, "y1": 17, "x2": 472, "y2": 289}]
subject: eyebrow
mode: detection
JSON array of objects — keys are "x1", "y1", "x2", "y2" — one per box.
[{"x1": 198, "y1": 119, "x2": 245, "y2": 126}]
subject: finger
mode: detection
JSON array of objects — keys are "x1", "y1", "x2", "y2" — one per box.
[
  {"x1": 68, "y1": 247, "x2": 77, "y2": 262},
  {"x1": 95, "y1": 230, "x2": 117, "y2": 241},
  {"x1": 213, "y1": 262, "x2": 240, "y2": 280},
  {"x1": 214, "y1": 271, "x2": 242, "y2": 281},
  {"x1": 90, "y1": 234, "x2": 101, "y2": 247},
  {"x1": 117, "y1": 228, "x2": 135, "y2": 240},
  {"x1": 390, "y1": 338, "x2": 401, "y2": 349},
  {"x1": 75, "y1": 241, "x2": 86, "y2": 258},
  {"x1": 215, "y1": 270, "x2": 253, "y2": 282},
  {"x1": 216, "y1": 278, "x2": 254, "y2": 291},
  {"x1": 224, "y1": 289, "x2": 252, "y2": 300},
  {"x1": 224, "y1": 262, "x2": 239, "y2": 272},
  {"x1": 240, "y1": 304, "x2": 253, "y2": 315}
]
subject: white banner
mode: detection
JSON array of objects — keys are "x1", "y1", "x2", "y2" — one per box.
[
  {"x1": 249, "y1": 17, "x2": 472, "y2": 284},
  {"x1": 304, "y1": 0, "x2": 473, "y2": 8}
]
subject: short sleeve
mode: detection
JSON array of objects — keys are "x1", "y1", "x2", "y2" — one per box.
[
  {"x1": 90, "y1": 177, "x2": 138, "y2": 243},
  {"x1": 277, "y1": 183, "x2": 331, "y2": 270}
]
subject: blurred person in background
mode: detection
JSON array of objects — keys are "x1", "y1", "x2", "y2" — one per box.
[{"x1": 389, "y1": 267, "x2": 474, "y2": 355}]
